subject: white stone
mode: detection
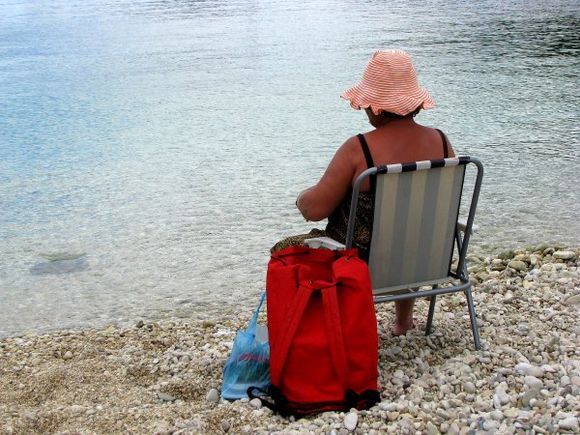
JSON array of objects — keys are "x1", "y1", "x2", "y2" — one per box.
[
  {"x1": 387, "y1": 346, "x2": 402, "y2": 356},
  {"x1": 464, "y1": 382, "x2": 476, "y2": 394},
  {"x1": 425, "y1": 421, "x2": 439, "y2": 435},
  {"x1": 558, "y1": 417, "x2": 579, "y2": 431},
  {"x1": 540, "y1": 364, "x2": 557, "y2": 373},
  {"x1": 379, "y1": 401, "x2": 397, "y2": 412},
  {"x1": 524, "y1": 376, "x2": 543, "y2": 390},
  {"x1": 206, "y1": 388, "x2": 219, "y2": 403},
  {"x1": 447, "y1": 422, "x2": 460, "y2": 435},
  {"x1": 483, "y1": 420, "x2": 499, "y2": 431},
  {"x1": 344, "y1": 412, "x2": 358, "y2": 431},
  {"x1": 490, "y1": 410, "x2": 503, "y2": 421},
  {"x1": 503, "y1": 408, "x2": 518, "y2": 418},
  {"x1": 561, "y1": 375, "x2": 571, "y2": 386},
  {"x1": 393, "y1": 369, "x2": 405, "y2": 379},
  {"x1": 564, "y1": 294, "x2": 580, "y2": 306},
  {"x1": 553, "y1": 250, "x2": 576, "y2": 260},
  {"x1": 515, "y1": 363, "x2": 545, "y2": 378},
  {"x1": 157, "y1": 392, "x2": 176, "y2": 402},
  {"x1": 249, "y1": 398, "x2": 262, "y2": 409},
  {"x1": 63, "y1": 351, "x2": 73, "y2": 360},
  {"x1": 493, "y1": 384, "x2": 510, "y2": 408}
]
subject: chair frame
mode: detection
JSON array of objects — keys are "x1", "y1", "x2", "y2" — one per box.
[{"x1": 345, "y1": 157, "x2": 484, "y2": 350}]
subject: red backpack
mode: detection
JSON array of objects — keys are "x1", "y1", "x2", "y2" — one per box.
[{"x1": 249, "y1": 246, "x2": 379, "y2": 416}]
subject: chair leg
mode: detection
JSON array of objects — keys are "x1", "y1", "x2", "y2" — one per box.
[
  {"x1": 425, "y1": 296, "x2": 436, "y2": 335},
  {"x1": 464, "y1": 287, "x2": 481, "y2": 350}
]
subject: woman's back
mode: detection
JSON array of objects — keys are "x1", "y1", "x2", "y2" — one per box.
[{"x1": 351, "y1": 118, "x2": 453, "y2": 192}]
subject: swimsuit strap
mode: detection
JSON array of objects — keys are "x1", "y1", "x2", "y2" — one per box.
[
  {"x1": 357, "y1": 134, "x2": 377, "y2": 192},
  {"x1": 435, "y1": 129, "x2": 449, "y2": 158}
]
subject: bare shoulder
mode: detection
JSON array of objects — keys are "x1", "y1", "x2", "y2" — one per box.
[
  {"x1": 338, "y1": 134, "x2": 362, "y2": 154},
  {"x1": 426, "y1": 126, "x2": 455, "y2": 156}
]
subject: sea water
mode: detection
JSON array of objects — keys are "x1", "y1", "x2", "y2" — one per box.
[{"x1": 0, "y1": 0, "x2": 578, "y2": 336}]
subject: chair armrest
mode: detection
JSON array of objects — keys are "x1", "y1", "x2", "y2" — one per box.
[
  {"x1": 457, "y1": 217, "x2": 480, "y2": 234},
  {"x1": 304, "y1": 237, "x2": 346, "y2": 250}
]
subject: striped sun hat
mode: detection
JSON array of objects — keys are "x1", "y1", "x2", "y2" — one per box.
[{"x1": 341, "y1": 50, "x2": 435, "y2": 116}]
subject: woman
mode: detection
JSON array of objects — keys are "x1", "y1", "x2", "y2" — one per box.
[{"x1": 272, "y1": 50, "x2": 454, "y2": 336}]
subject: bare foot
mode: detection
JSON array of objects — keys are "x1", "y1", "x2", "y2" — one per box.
[
  {"x1": 391, "y1": 320, "x2": 415, "y2": 336},
  {"x1": 393, "y1": 299, "x2": 415, "y2": 336}
]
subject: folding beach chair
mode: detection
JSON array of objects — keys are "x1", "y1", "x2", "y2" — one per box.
[{"x1": 306, "y1": 156, "x2": 484, "y2": 350}]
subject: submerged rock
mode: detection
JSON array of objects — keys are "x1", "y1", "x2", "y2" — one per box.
[
  {"x1": 30, "y1": 254, "x2": 89, "y2": 275},
  {"x1": 553, "y1": 250, "x2": 576, "y2": 261}
]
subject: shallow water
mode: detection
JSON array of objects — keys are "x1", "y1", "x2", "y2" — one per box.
[{"x1": 0, "y1": 0, "x2": 578, "y2": 336}]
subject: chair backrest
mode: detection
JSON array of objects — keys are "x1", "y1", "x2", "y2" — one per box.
[{"x1": 345, "y1": 157, "x2": 483, "y2": 295}]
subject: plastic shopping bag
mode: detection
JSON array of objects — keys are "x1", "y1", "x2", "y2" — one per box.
[{"x1": 221, "y1": 293, "x2": 270, "y2": 400}]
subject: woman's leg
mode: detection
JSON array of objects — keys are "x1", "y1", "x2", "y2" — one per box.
[{"x1": 392, "y1": 299, "x2": 415, "y2": 336}]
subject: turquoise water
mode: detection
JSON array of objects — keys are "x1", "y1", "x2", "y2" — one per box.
[{"x1": 1, "y1": 0, "x2": 578, "y2": 336}]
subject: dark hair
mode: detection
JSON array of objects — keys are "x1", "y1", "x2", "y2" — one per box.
[{"x1": 378, "y1": 106, "x2": 421, "y2": 119}]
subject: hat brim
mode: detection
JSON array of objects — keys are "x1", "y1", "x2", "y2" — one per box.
[{"x1": 341, "y1": 82, "x2": 435, "y2": 116}]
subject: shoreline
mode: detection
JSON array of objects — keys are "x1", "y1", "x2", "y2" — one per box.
[
  {"x1": 2, "y1": 241, "x2": 578, "y2": 341},
  {"x1": 1, "y1": 245, "x2": 579, "y2": 434}
]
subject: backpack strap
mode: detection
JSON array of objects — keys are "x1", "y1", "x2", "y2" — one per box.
[
  {"x1": 268, "y1": 282, "x2": 351, "y2": 391},
  {"x1": 321, "y1": 285, "x2": 349, "y2": 390},
  {"x1": 268, "y1": 283, "x2": 313, "y2": 386}
]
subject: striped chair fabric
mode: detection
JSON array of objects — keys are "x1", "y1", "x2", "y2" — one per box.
[
  {"x1": 368, "y1": 158, "x2": 467, "y2": 294},
  {"x1": 342, "y1": 156, "x2": 483, "y2": 349}
]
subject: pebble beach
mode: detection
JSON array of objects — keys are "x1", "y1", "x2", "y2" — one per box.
[{"x1": 1, "y1": 244, "x2": 579, "y2": 434}]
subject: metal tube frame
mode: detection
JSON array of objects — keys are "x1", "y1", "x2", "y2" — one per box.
[{"x1": 345, "y1": 158, "x2": 484, "y2": 350}]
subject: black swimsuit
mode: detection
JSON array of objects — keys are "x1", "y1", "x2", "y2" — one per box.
[{"x1": 325, "y1": 130, "x2": 449, "y2": 261}]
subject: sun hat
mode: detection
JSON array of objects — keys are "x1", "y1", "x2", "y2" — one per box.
[{"x1": 341, "y1": 50, "x2": 435, "y2": 116}]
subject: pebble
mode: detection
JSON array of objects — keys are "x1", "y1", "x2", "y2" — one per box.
[
  {"x1": 508, "y1": 260, "x2": 527, "y2": 271},
  {"x1": 249, "y1": 398, "x2": 262, "y2": 409},
  {"x1": 493, "y1": 383, "x2": 510, "y2": 408},
  {"x1": 463, "y1": 381, "x2": 476, "y2": 394},
  {"x1": 425, "y1": 421, "x2": 439, "y2": 435},
  {"x1": 524, "y1": 376, "x2": 543, "y2": 390},
  {"x1": 553, "y1": 250, "x2": 576, "y2": 260},
  {"x1": 483, "y1": 420, "x2": 499, "y2": 431},
  {"x1": 503, "y1": 408, "x2": 518, "y2": 418},
  {"x1": 206, "y1": 388, "x2": 219, "y2": 403},
  {"x1": 0, "y1": 245, "x2": 577, "y2": 434},
  {"x1": 447, "y1": 422, "x2": 460, "y2": 435},
  {"x1": 157, "y1": 392, "x2": 176, "y2": 402},
  {"x1": 379, "y1": 401, "x2": 397, "y2": 411},
  {"x1": 393, "y1": 369, "x2": 405, "y2": 379},
  {"x1": 564, "y1": 294, "x2": 580, "y2": 305},
  {"x1": 558, "y1": 416, "x2": 579, "y2": 431},
  {"x1": 344, "y1": 412, "x2": 358, "y2": 431},
  {"x1": 515, "y1": 363, "x2": 545, "y2": 378},
  {"x1": 63, "y1": 351, "x2": 73, "y2": 360}
]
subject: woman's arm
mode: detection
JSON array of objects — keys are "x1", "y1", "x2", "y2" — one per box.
[{"x1": 296, "y1": 137, "x2": 357, "y2": 221}]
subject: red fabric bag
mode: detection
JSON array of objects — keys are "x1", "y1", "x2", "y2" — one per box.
[{"x1": 249, "y1": 245, "x2": 380, "y2": 416}]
